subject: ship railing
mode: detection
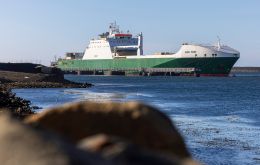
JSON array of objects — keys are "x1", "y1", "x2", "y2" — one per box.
[{"x1": 60, "y1": 67, "x2": 197, "y2": 73}]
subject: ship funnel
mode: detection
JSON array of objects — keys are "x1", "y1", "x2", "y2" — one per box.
[{"x1": 137, "y1": 32, "x2": 143, "y2": 56}]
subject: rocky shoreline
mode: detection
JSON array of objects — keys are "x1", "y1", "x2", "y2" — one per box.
[{"x1": 0, "y1": 86, "x2": 35, "y2": 118}]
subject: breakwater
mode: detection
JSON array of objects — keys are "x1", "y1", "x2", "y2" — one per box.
[{"x1": 0, "y1": 63, "x2": 92, "y2": 118}]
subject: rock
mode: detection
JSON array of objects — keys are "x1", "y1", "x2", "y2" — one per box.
[
  {"x1": 0, "y1": 87, "x2": 34, "y2": 118},
  {"x1": 0, "y1": 112, "x2": 108, "y2": 165},
  {"x1": 25, "y1": 101, "x2": 190, "y2": 159},
  {"x1": 78, "y1": 134, "x2": 199, "y2": 165}
]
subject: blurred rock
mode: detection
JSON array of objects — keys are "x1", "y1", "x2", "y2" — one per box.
[
  {"x1": 0, "y1": 113, "x2": 108, "y2": 165},
  {"x1": 25, "y1": 101, "x2": 190, "y2": 159}
]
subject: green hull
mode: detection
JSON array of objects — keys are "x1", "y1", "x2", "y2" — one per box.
[{"x1": 57, "y1": 57, "x2": 239, "y2": 76}]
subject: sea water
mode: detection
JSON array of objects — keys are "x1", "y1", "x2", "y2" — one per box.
[{"x1": 13, "y1": 75, "x2": 260, "y2": 164}]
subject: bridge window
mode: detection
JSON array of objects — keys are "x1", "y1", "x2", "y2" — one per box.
[{"x1": 185, "y1": 51, "x2": 190, "y2": 53}]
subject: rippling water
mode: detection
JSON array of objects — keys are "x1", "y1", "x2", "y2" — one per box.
[{"x1": 13, "y1": 74, "x2": 260, "y2": 164}]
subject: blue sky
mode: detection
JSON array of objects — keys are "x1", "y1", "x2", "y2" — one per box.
[{"x1": 0, "y1": 0, "x2": 259, "y2": 66}]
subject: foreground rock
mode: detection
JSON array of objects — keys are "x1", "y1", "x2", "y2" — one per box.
[
  {"x1": 25, "y1": 101, "x2": 191, "y2": 159},
  {"x1": 0, "y1": 113, "x2": 108, "y2": 165},
  {"x1": 0, "y1": 111, "x2": 199, "y2": 165}
]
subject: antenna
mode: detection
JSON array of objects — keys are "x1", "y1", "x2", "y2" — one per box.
[{"x1": 217, "y1": 36, "x2": 221, "y2": 50}]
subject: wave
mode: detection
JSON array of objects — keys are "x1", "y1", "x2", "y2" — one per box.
[
  {"x1": 76, "y1": 91, "x2": 127, "y2": 102},
  {"x1": 129, "y1": 92, "x2": 154, "y2": 98}
]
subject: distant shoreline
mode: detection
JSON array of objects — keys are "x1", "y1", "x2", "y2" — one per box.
[{"x1": 231, "y1": 67, "x2": 260, "y2": 73}]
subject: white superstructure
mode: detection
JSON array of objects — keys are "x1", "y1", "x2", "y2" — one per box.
[{"x1": 82, "y1": 22, "x2": 240, "y2": 60}]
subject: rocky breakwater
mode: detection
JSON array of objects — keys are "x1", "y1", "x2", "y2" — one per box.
[
  {"x1": 0, "y1": 65, "x2": 92, "y2": 117},
  {"x1": 0, "y1": 70, "x2": 92, "y2": 89}
]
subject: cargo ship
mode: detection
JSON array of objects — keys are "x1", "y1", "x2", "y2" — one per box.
[{"x1": 57, "y1": 22, "x2": 240, "y2": 76}]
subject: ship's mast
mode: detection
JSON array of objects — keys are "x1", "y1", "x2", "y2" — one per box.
[
  {"x1": 109, "y1": 21, "x2": 120, "y2": 36},
  {"x1": 217, "y1": 36, "x2": 221, "y2": 50}
]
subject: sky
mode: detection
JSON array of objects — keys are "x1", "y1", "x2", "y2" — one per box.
[{"x1": 0, "y1": 0, "x2": 259, "y2": 66}]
